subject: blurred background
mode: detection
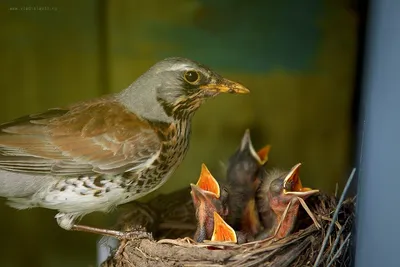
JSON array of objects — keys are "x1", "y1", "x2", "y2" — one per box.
[{"x1": 0, "y1": 0, "x2": 362, "y2": 266}]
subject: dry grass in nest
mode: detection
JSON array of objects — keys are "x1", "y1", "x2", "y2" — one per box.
[{"x1": 101, "y1": 170, "x2": 356, "y2": 267}]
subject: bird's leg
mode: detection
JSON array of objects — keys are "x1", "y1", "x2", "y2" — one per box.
[
  {"x1": 71, "y1": 224, "x2": 149, "y2": 240},
  {"x1": 296, "y1": 196, "x2": 321, "y2": 229},
  {"x1": 56, "y1": 212, "x2": 149, "y2": 239}
]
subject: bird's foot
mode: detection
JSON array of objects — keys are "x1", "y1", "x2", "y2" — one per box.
[
  {"x1": 113, "y1": 229, "x2": 151, "y2": 259},
  {"x1": 71, "y1": 224, "x2": 151, "y2": 259}
]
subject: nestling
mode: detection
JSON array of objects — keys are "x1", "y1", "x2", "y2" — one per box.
[
  {"x1": 256, "y1": 163, "x2": 319, "y2": 239},
  {"x1": 225, "y1": 129, "x2": 270, "y2": 240},
  {"x1": 191, "y1": 164, "x2": 228, "y2": 242}
]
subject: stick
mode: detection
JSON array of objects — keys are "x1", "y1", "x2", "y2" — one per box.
[
  {"x1": 313, "y1": 168, "x2": 356, "y2": 267},
  {"x1": 297, "y1": 197, "x2": 321, "y2": 229},
  {"x1": 326, "y1": 233, "x2": 351, "y2": 267}
]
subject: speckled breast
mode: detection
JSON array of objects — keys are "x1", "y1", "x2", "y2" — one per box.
[{"x1": 128, "y1": 120, "x2": 191, "y2": 196}]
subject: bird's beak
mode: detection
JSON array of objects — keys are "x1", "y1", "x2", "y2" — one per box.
[
  {"x1": 283, "y1": 163, "x2": 319, "y2": 197},
  {"x1": 257, "y1": 145, "x2": 271, "y2": 165},
  {"x1": 240, "y1": 129, "x2": 260, "y2": 161},
  {"x1": 190, "y1": 183, "x2": 212, "y2": 203},
  {"x1": 240, "y1": 129, "x2": 253, "y2": 152},
  {"x1": 190, "y1": 183, "x2": 220, "y2": 207},
  {"x1": 239, "y1": 129, "x2": 271, "y2": 166},
  {"x1": 195, "y1": 164, "x2": 220, "y2": 198},
  {"x1": 200, "y1": 78, "x2": 250, "y2": 94},
  {"x1": 211, "y1": 212, "x2": 237, "y2": 243}
]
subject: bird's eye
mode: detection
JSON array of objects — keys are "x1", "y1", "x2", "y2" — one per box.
[
  {"x1": 284, "y1": 182, "x2": 291, "y2": 191},
  {"x1": 183, "y1": 70, "x2": 200, "y2": 84}
]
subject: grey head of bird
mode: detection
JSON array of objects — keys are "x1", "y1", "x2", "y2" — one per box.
[{"x1": 117, "y1": 57, "x2": 249, "y2": 122}]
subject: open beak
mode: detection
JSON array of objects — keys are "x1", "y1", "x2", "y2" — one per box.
[
  {"x1": 239, "y1": 129, "x2": 271, "y2": 166},
  {"x1": 240, "y1": 129, "x2": 260, "y2": 162},
  {"x1": 240, "y1": 129, "x2": 253, "y2": 152},
  {"x1": 200, "y1": 78, "x2": 250, "y2": 94},
  {"x1": 283, "y1": 163, "x2": 319, "y2": 197},
  {"x1": 211, "y1": 212, "x2": 237, "y2": 243},
  {"x1": 195, "y1": 164, "x2": 220, "y2": 198},
  {"x1": 257, "y1": 145, "x2": 271, "y2": 165},
  {"x1": 190, "y1": 183, "x2": 214, "y2": 203}
]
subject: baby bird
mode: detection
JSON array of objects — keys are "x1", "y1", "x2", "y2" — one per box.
[
  {"x1": 225, "y1": 129, "x2": 270, "y2": 240},
  {"x1": 191, "y1": 164, "x2": 228, "y2": 242},
  {"x1": 256, "y1": 163, "x2": 319, "y2": 239}
]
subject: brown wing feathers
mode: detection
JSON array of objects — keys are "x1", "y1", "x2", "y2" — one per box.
[{"x1": 0, "y1": 98, "x2": 161, "y2": 177}]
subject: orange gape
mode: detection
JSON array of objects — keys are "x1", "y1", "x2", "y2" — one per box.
[
  {"x1": 257, "y1": 145, "x2": 271, "y2": 165},
  {"x1": 211, "y1": 212, "x2": 237, "y2": 243},
  {"x1": 191, "y1": 164, "x2": 227, "y2": 242},
  {"x1": 196, "y1": 164, "x2": 220, "y2": 197}
]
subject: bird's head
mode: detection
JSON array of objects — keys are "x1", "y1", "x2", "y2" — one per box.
[
  {"x1": 227, "y1": 129, "x2": 270, "y2": 188},
  {"x1": 118, "y1": 57, "x2": 249, "y2": 121},
  {"x1": 268, "y1": 163, "x2": 319, "y2": 214}
]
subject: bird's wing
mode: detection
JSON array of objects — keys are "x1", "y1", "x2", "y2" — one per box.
[{"x1": 0, "y1": 97, "x2": 163, "y2": 176}]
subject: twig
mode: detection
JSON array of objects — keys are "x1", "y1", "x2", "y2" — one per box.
[
  {"x1": 297, "y1": 196, "x2": 321, "y2": 229},
  {"x1": 326, "y1": 216, "x2": 351, "y2": 263},
  {"x1": 242, "y1": 249, "x2": 280, "y2": 267},
  {"x1": 159, "y1": 222, "x2": 196, "y2": 230},
  {"x1": 199, "y1": 241, "x2": 239, "y2": 249},
  {"x1": 320, "y1": 216, "x2": 342, "y2": 230},
  {"x1": 313, "y1": 168, "x2": 356, "y2": 267},
  {"x1": 270, "y1": 236, "x2": 312, "y2": 267},
  {"x1": 184, "y1": 264, "x2": 225, "y2": 267},
  {"x1": 326, "y1": 233, "x2": 351, "y2": 267},
  {"x1": 157, "y1": 239, "x2": 196, "y2": 248}
]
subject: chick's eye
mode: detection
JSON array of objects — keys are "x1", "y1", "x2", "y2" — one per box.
[
  {"x1": 184, "y1": 70, "x2": 200, "y2": 84},
  {"x1": 284, "y1": 180, "x2": 293, "y2": 191}
]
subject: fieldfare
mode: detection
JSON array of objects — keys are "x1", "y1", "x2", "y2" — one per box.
[{"x1": 0, "y1": 57, "x2": 249, "y2": 237}]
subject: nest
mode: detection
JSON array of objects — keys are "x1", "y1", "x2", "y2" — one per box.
[{"x1": 101, "y1": 171, "x2": 356, "y2": 267}]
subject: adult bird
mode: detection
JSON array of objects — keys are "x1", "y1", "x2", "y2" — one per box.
[{"x1": 0, "y1": 57, "x2": 249, "y2": 237}]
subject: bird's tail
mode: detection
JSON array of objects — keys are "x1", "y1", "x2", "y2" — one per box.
[{"x1": 6, "y1": 197, "x2": 35, "y2": 210}]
